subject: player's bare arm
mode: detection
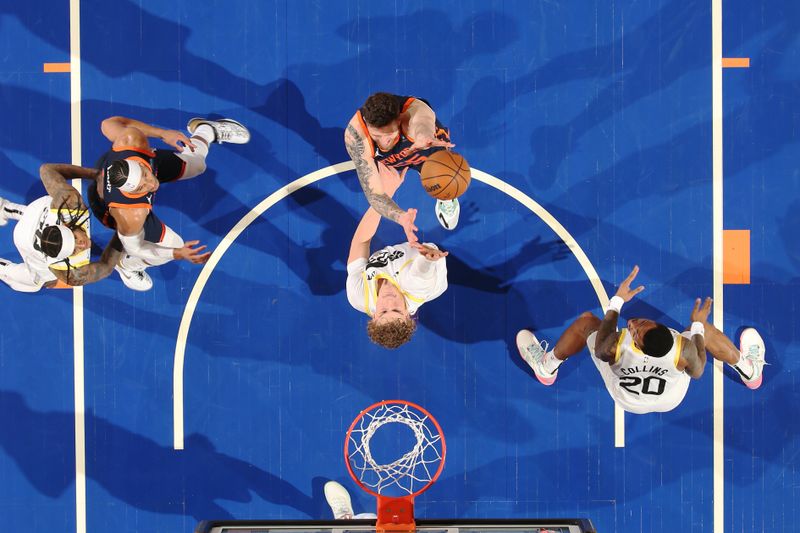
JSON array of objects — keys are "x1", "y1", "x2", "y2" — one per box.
[
  {"x1": 39, "y1": 163, "x2": 99, "y2": 209},
  {"x1": 593, "y1": 310, "x2": 621, "y2": 363},
  {"x1": 681, "y1": 297, "x2": 711, "y2": 378},
  {"x1": 406, "y1": 100, "x2": 455, "y2": 153},
  {"x1": 678, "y1": 337, "x2": 705, "y2": 379},
  {"x1": 595, "y1": 266, "x2": 645, "y2": 363},
  {"x1": 48, "y1": 235, "x2": 124, "y2": 287},
  {"x1": 101, "y1": 116, "x2": 194, "y2": 152},
  {"x1": 344, "y1": 123, "x2": 405, "y2": 222},
  {"x1": 347, "y1": 164, "x2": 405, "y2": 265}
]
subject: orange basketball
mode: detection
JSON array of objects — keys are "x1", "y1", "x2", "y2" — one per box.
[{"x1": 420, "y1": 150, "x2": 471, "y2": 200}]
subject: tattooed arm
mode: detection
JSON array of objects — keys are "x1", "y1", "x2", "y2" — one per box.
[
  {"x1": 344, "y1": 121, "x2": 420, "y2": 243},
  {"x1": 344, "y1": 123, "x2": 405, "y2": 220},
  {"x1": 39, "y1": 163, "x2": 99, "y2": 210},
  {"x1": 48, "y1": 235, "x2": 123, "y2": 287}
]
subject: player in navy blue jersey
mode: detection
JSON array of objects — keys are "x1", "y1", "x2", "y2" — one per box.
[
  {"x1": 345, "y1": 92, "x2": 459, "y2": 245},
  {"x1": 87, "y1": 115, "x2": 250, "y2": 290}
]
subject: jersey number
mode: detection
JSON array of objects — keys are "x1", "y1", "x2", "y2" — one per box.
[{"x1": 619, "y1": 375, "x2": 667, "y2": 396}]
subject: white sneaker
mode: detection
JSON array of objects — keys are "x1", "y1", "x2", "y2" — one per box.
[
  {"x1": 737, "y1": 328, "x2": 766, "y2": 390},
  {"x1": 115, "y1": 266, "x2": 153, "y2": 291},
  {"x1": 324, "y1": 481, "x2": 355, "y2": 520},
  {"x1": 435, "y1": 198, "x2": 460, "y2": 230},
  {"x1": 187, "y1": 117, "x2": 250, "y2": 144},
  {"x1": 516, "y1": 329, "x2": 558, "y2": 386}
]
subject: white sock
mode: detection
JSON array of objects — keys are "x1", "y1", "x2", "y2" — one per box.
[
  {"x1": 542, "y1": 350, "x2": 563, "y2": 374},
  {"x1": 193, "y1": 124, "x2": 215, "y2": 145},
  {"x1": 731, "y1": 353, "x2": 754, "y2": 378}
]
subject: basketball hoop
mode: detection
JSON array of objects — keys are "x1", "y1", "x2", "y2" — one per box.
[{"x1": 345, "y1": 400, "x2": 446, "y2": 532}]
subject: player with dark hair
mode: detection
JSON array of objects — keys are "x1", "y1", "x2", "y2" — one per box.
[
  {"x1": 346, "y1": 167, "x2": 448, "y2": 349},
  {"x1": 0, "y1": 164, "x2": 126, "y2": 292},
  {"x1": 87, "y1": 115, "x2": 250, "y2": 290},
  {"x1": 516, "y1": 266, "x2": 767, "y2": 414},
  {"x1": 345, "y1": 92, "x2": 459, "y2": 244}
]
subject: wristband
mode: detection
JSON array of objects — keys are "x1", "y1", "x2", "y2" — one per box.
[
  {"x1": 690, "y1": 321, "x2": 705, "y2": 338},
  {"x1": 606, "y1": 295, "x2": 624, "y2": 314}
]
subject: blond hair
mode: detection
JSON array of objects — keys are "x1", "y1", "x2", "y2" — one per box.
[{"x1": 366, "y1": 318, "x2": 416, "y2": 349}]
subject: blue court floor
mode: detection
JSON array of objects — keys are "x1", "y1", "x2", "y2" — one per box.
[{"x1": 0, "y1": 1, "x2": 798, "y2": 532}]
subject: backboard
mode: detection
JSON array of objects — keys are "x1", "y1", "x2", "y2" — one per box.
[{"x1": 195, "y1": 519, "x2": 597, "y2": 533}]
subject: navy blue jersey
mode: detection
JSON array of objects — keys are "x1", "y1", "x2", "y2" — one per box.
[
  {"x1": 356, "y1": 95, "x2": 451, "y2": 173},
  {"x1": 88, "y1": 146, "x2": 167, "y2": 243}
]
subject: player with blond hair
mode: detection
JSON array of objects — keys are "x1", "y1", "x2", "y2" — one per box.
[{"x1": 346, "y1": 168, "x2": 448, "y2": 349}]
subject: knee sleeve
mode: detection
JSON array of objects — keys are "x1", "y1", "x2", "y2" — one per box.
[{"x1": 160, "y1": 224, "x2": 184, "y2": 248}]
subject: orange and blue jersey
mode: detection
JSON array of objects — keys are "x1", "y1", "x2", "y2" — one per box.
[
  {"x1": 356, "y1": 95, "x2": 451, "y2": 173},
  {"x1": 88, "y1": 146, "x2": 167, "y2": 243}
]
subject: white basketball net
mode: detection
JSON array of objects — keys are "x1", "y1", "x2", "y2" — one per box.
[{"x1": 347, "y1": 403, "x2": 444, "y2": 495}]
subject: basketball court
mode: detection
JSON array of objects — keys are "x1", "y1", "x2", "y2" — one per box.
[{"x1": 0, "y1": 1, "x2": 797, "y2": 532}]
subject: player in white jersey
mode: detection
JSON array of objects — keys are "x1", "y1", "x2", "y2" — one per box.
[
  {"x1": 516, "y1": 266, "x2": 768, "y2": 414},
  {"x1": 346, "y1": 166, "x2": 448, "y2": 349},
  {"x1": 0, "y1": 164, "x2": 125, "y2": 292}
]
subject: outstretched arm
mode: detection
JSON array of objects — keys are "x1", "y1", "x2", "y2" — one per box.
[
  {"x1": 39, "y1": 163, "x2": 99, "y2": 210},
  {"x1": 406, "y1": 99, "x2": 455, "y2": 153},
  {"x1": 593, "y1": 309, "x2": 622, "y2": 363},
  {"x1": 49, "y1": 235, "x2": 123, "y2": 287},
  {"x1": 101, "y1": 116, "x2": 194, "y2": 152},
  {"x1": 347, "y1": 166, "x2": 407, "y2": 265},
  {"x1": 347, "y1": 208, "x2": 382, "y2": 265},
  {"x1": 594, "y1": 266, "x2": 645, "y2": 363},
  {"x1": 344, "y1": 123, "x2": 404, "y2": 221},
  {"x1": 681, "y1": 297, "x2": 711, "y2": 378}
]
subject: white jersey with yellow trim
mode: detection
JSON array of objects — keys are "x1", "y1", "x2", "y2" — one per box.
[
  {"x1": 606, "y1": 327, "x2": 691, "y2": 414},
  {"x1": 13, "y1": 196, "x2": 90, "y2": 286},
  {"x1": 346, "y1": 242, "x2": 448, "y2": 316}
]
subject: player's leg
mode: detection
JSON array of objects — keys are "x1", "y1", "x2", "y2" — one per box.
[
  {"x1": 0, "y1": 197, "x2": 26, "y2": 226},
  {"x1": 0, "y1": 260, "x2": 44, "y2": 292},
  {"x1": 516, "y1": 311, "x2": 601, "y2": 385},
  {"x1": 324, "y1": 480, "x2": 376, "y2": 520},
  {"x1": 703, "y1": 321, "x2": 766, "y2": 389},
  {"x1": 153, "y1": 117, "x2": 251, "y2": 183}
]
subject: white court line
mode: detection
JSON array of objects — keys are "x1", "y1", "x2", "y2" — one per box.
[
  {"x1": 69, "y1": 1, "x2": 86, "y2": 533},
  {"x1": 712, "y1": 0, "x2": 724, "y2": 531},
  {"x1": 172, "y1": 163, "x2": 616, "y2": 449}
]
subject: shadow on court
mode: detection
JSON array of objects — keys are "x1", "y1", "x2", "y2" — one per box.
[{"x1": 0, "y1": 390, "x2": 317, "y2": 519}]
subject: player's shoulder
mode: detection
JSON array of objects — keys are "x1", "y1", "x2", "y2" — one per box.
[
  {"x1": 346, "y1": 257, "x2": 368, "y2": 275},
  {"x1": 111, "y1": 126, "x2": 151, "y2": 152}
]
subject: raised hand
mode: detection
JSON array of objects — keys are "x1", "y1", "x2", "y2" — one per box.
[
  {"x1": 173, "y1": 240, "x2": 211, "y2": 264},
  {"x1": 161, "y1": 129, "x2": 196, "y2": 152},
  {"x1": 690, "y1": 297, "x2": 713, "y2": 323},
  {"x1": 397, "y1": 208, "x2": 419, "y2": 245},
  {"x1": 408, "y1": 135, "x2": 455, "y2": 154},
  {"x1": 418, "y1": 244, "x2": 449, "y2": 261},
  {"x1": 614, "y1": 265, "x2": 645, "y2": 302}
]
